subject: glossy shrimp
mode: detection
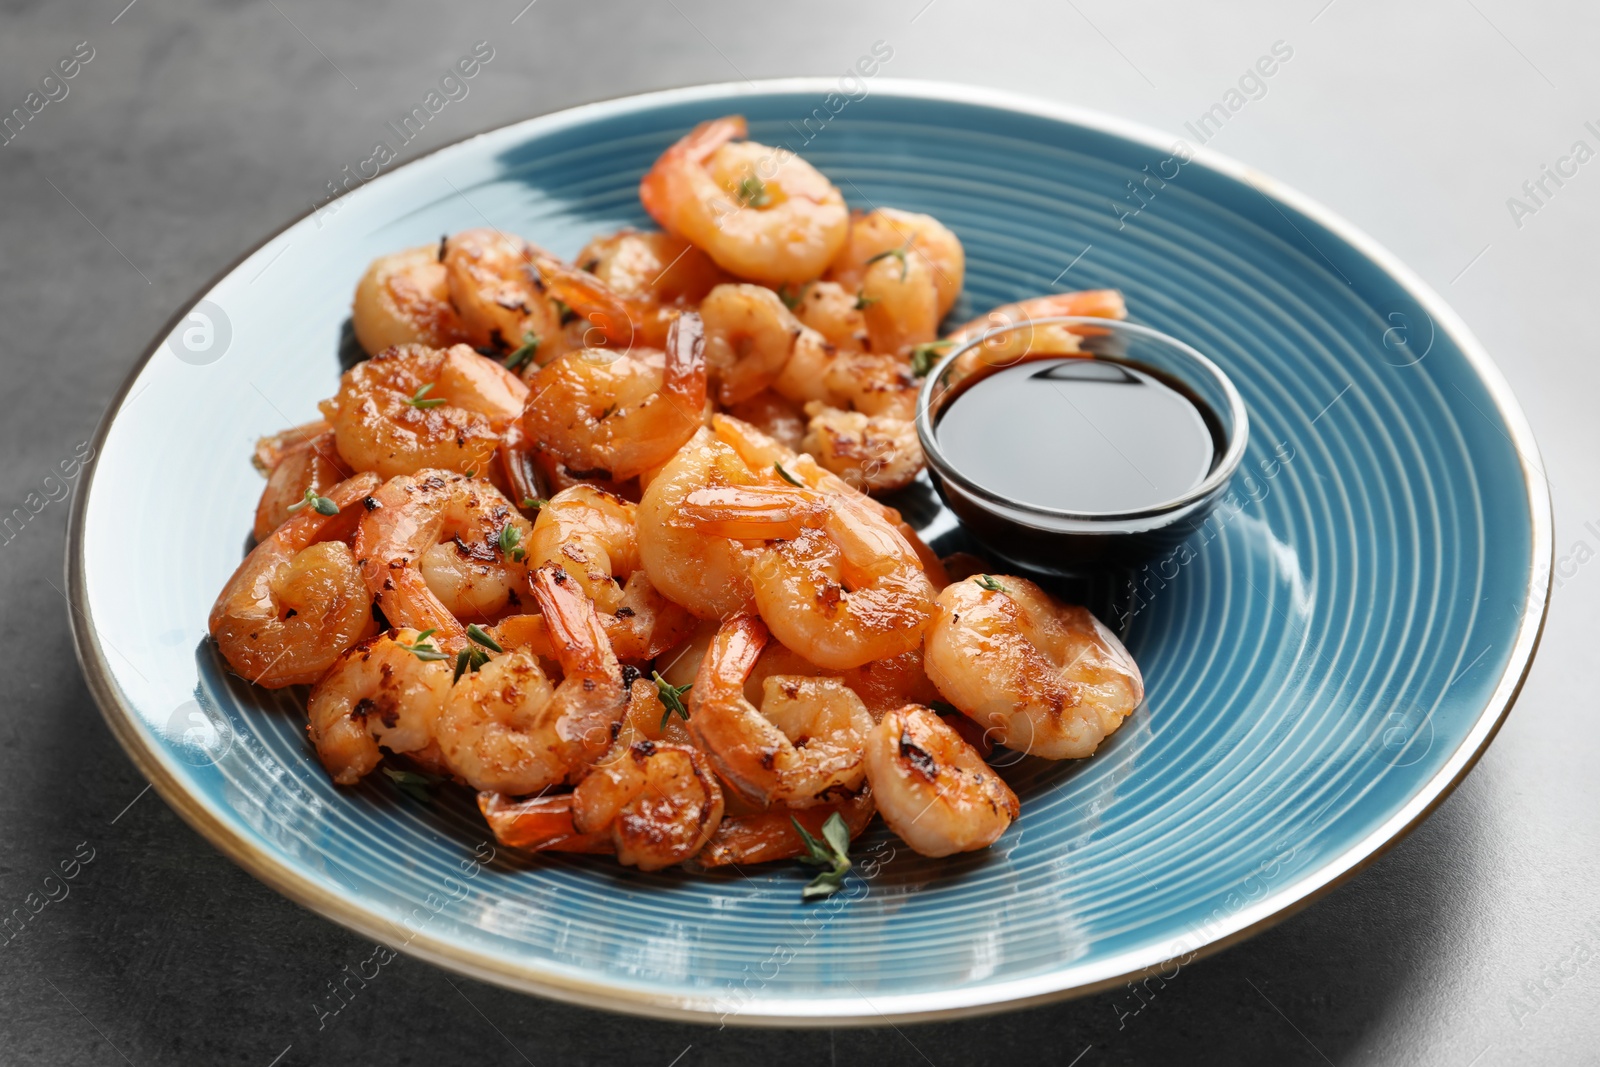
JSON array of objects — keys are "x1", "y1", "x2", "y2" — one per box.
[
  {"x1": 699, "y1": 283, "x2": 830, "y2": 406},
  {"x1": 940, "y1": 289, "x2": 1128, "y2": 368},
  {"x1": 864, "y1": 705, "x2": 1019, "y2": 857},
  {"x1": 679, "y1": 480, "x2": 936, "y2": 669},
  {"x1": 321, "y1": 343, "x2": 528, "y2": 479},
  {"x1": 209, "y1": 473, "x2": 381, "y2": 688},
  {"x1": 252, "y1": 428, "x2": 351, "y2": 543},
  {"x1": 689, "y1": 615, "x2": 874, "y2": 808},
  {"x1": 434, "y1": 565, "x2": 628, "y2": 794},
  {"x1": 520, "y1": 311, "x2": 708, "y2": 482},
  {"x1": 536, "y1": 231, "x2": 729, "y2": 350},
  {"x1": 639, "y1": 115, "x2": 849, "y2": 285},
  {"x1": 826, "y1": 208, "x2": 966, "y2": 355},
  {"x1": 306, "y1": 627, "x2": 453, "y2": 785},
  {"x1": 571, "y1": 738, "x2": 726, "y2": 870},
  {"x1": 353, "y1": 471, "x2": 535, "y2": 647},
  {"x1": 694, "y1": 787, "x2": 876, "y2": 868},
  {"x1": 923, "y1": 574, "x2": 1144, "y2": 759},
  {"x1": 441, "y1": 227, "x2": 563, "y2": 355},
  {"x1": 524, "y1": 485, "x2": 696, "y2": 661},
  {"x1": 351, "y1": 244, "x2": 467, "y2": 356}
]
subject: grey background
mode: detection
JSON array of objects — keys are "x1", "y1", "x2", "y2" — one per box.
[{"x1": 2, "y1": 0, "x2": 1594, "y2": 1063}]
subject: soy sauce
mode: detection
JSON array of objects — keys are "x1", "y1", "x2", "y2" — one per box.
[{"x1": 934, "y1": 357, "x2": 1223, "y2": 514}]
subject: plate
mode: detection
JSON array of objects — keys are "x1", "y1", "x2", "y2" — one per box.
[{"x1": 67, "y1": 79, "x2": 1551, "y2": 1025}]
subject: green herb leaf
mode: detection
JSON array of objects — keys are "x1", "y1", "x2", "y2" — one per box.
[
  {"x1": 553, "y1": 298, "x2": 576, "y2": 325},
  {"x1": 774, "y1": 462, "x2": 804, "y2": 487},
  {"x1": 381, "y1": 766, "x2": 443, "y2": 804},
  {"x1": 735, "y1": 174, "x2": 771, "y2": 208},
  {"x1": 503, "y1": 331, "x2": 541, "y2": 373},
  {"x1": 466, "y1": 623, "x2": 504, "y2": 653},
  {"x1": 854, "y1": 291, "x2": 879, "y2": 311},
  {"x1": 407, "y1": 383, "x2": 447, "y2": 409},
  {"x1": 396, "y1": 629, "x2": 449, "y2": 662},
  {"x1": 496, "y1": 524, "x2": 522, "y2": 557},
  {"x1": 864, "y1": 246, "x2": 909, "y2": 282},
  {"x1": 521, "y1": 497, "x2": 548, "y2": 511},
  {"x1": 452, "y1": 643, "x2": 490, "y2": 684},
  {"x1": 777, "y1": 283, "x2": 810, "y2": 311},
  {"x1": 791, "y1": 812, "x2": 853, "y2": 901},
  {"x1": 975, "y1": 574, "x2": 1007, "y2": 593},
  {"x1": 910, "y1": 340, "x2": 951, "y2": 377},
  {"x1": 287, "y1": 486, "x2": 339, "y2": 516},
  {"x1": 653, "y1": 671, "x2": 693, "y2": 731}
]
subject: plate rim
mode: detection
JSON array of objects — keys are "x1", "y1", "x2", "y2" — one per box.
[{"x1": 65, "y1": 76, "x2": 1554, "y2": 1026}]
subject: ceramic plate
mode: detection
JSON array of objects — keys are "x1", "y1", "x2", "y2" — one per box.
[{"x1": 67, "y1": 79, "x2": 1550, "y2": 1025}]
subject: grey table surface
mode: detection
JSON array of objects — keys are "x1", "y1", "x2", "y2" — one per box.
[{"x1": 3, "y1": 0, "x2": 1595, "y2": 1063}]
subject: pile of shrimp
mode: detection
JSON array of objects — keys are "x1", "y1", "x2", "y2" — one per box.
[{"x1": 209, "y1": 116, "x2": 1144, "y2": 882}]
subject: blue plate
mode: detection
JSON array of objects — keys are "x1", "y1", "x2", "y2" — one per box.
[{"x1": 67, "y1": 80, "x2": 1551, "y2": 1024}]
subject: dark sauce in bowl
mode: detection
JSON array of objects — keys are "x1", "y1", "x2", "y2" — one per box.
[{"x1": 933, "y1": 357, "x2": 1225, "y2": 514}]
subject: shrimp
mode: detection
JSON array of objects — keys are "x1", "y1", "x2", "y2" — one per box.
[
  {"x1": 827, "y1": 208, "x2": 966, "y2": 322},
  {"x1": 441, "y1": 227, "x2": 563, "y2": 355},
  {"x1": 254, "y1": 418, "x2": 331, "y2": 473},
  {"x1": 864, "y1": 705, "x2": 1019, "y2": 857},
  {"x1": 679, "y1": 482, "x2": 936, "y2": 669},
  {"x1": 252, "y1": 429, "x2": 351, "y2": 543},
  {"x1": 800, "y1": 404, "x2": 923, "y2": 494},
  {"x1": 941, "y1": 289, "x2": 1127, "y2": 367},
  {"x1": 636, "y1": 428, "x2": 769, "y2": 620},
  {"x1": 351, "y1": 244, "x2": 466, "y2": 356},
  {"x1": 923, "y1": 574, "x2": 1144, "y2": 759},
  {"x1": 525, "y1": 485, "x2": 696, "y2": 661},
  {"x1": 700, "y1": 283, "x2": 833, "y2": 407},
  {"x1": 520, "y1": 311, "x2": 707, "y2": 482},
  {"x1": 536, "y1": 231, "x2": 730, "y2": 350},
  {"x1": 305, "y1": 628, "x2": 453, "y2": 785},
  {"x1": 743, "y1": 634, "x2": 942, "y2": 720},
  {"x1": 723, "y1": 390, "x2": 808, "y2": 454},
  {"x1": 694, "y1": 787, "x2": 876, "y2": 868},
  {"x1": 353, "y1": 471, "x2": 534, "y2": 647},
  {"x1": 434, "y1": 565, "x2": 627, "y2": 794},
  {"x1": 689, "y1": 615, "x2": 874, "y2": 808},
  {"x1": 320, "y1": 343, "x2": 528, "y2": 479},
  {"x1": 639, "y1": 115, "x2": 849, "y2": 285},
  {"x1": 571, "y1": 738, "x2": 725, "y2": 870},
  {"x1": 709, "y1": 412, "x2": 945, "y2": 584},
  {"x1": 788, "y1": 280, "x2": 869, "y2": 353},
  {"x1": 209, "y1": 472, "x2": 381, "y2": 688},
  {"x1": 478, "y1": 792, "x2": 613, "y2": 854}
]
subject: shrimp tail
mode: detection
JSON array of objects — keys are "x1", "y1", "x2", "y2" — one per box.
[
  {"x1": 664, "y1": 309, "x2": 708, "y2": 414},
  {"x1": 478, "y1": 792, "x2": 614, "y2": 853},
  {"x1": 640, "y1": 116, "x2": 748, "y2": 226}
]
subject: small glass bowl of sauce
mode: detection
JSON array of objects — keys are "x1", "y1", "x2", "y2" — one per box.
[{"x1": 915, "y1": 317, "x2": 1249, "y2": 572}]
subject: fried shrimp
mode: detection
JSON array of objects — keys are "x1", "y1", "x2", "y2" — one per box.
[
  {"x1": 827, "y1": 208, "x2": 966, "y2": 322},
  {"x1": 695, "y1": 787, "x2": 876, "y2": 868},
  {"x1": 699, "y1": 283, "x2": 829, "y2": 406},
  {"x1": 305, "y1": 628, "x2": 453, "y2": 785},
  {"x1": 210, "y1": 472, "x2": 381, "y2": 688},
  {"x1": 636, "y1": 427, "x2": 772, "y2": 620},
  {"x1": 640, "y1": 115, "x2": 849, "y2": 285},
  {"x1": 434, "y1": 565, "x2": 627, "y2": 794},
  {"x1": 520, "y1": 311, "x2": 708, "y2": 482},
  {"x1": 689, "y1": 615, "x2": 874, "y2": 808},
  {"x1": 924, "y1": 575, "x2": 1144, "y2": 759},
  {"x1": 536, "y1": 230, "x2": 729, "y2": 350},
  {"x1": 441, "y1": 227, "x2": 563, "y2": 355},
  {"x1": 354, "y1": 471, "x2": 534, "y2": 647},
  {"x1": 525, "y1": 485, "x2": 695, "y2": 661},
  {"x1": 941, "y1": 289, "x2": 1128, "y2": 365},
  {"x1": 864, "y1": 705, "x2": 1019, "y2": 857},
  {"x1": 571, "y1": 739, "x2": 725, "y2": 870},
  {"x1": 788, "y1": 280, "x2": 869, "y2": 353},
  {"x1": 321, "y1": 343, "x2": 528, "y2": 479},
  {"x1": 351, "y1": 244, "x2": 467, "y2": 356},
  {"x1": 252, "y1": 428, "x2": 351, "y2": 543},
  {"x1": 679, "y1": 480, "x2": 936, "y2": 669}
]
